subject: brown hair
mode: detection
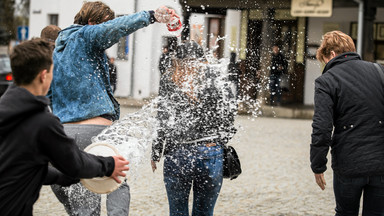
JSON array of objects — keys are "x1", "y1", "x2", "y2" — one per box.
[
  {"x1": 10, "y1": 38, "x2": 53, "y2": 85},
  {"x1": 40, "y1": 25, "x2": 61, "y2": 43},
  {"x1": 73, "y1": 1, "x2": 115, "y2": 25},
  {"x1": 316, "y1": 31, "x2": 356, "y2": 63}
]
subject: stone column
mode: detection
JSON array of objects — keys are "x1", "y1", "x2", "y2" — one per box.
[{"x1": 257, "y1": 8, "x2": 275, "y2": 104}]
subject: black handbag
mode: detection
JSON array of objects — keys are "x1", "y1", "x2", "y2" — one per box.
[{"x1": 223, "y1": 145, "x2": 242, "y2": 180}]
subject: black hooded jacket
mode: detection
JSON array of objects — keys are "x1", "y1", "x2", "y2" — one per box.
[
  {"x1": 152, "y1": 66, "x2": 237, "y2": 161},
  {"x1": 0, "y1": 85, "x2": 115, "y2": 216},
  {"x1": 310, "y1": 52, "x2": 384, "y2": 177}
]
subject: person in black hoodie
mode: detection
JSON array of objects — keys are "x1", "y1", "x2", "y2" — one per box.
[
  {"x1": 310, "y1": 31, "x2": 384, "y2": 215},
  {"x1": 0, "y1": 38, "x2": 129, "y2": 216}
]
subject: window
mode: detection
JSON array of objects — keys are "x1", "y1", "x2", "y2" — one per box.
[{"x1": 48, "y1": 14, "x2": 58, "y2": 26}]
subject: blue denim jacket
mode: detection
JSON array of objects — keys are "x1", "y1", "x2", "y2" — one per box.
[{"x1": 50, "y1": 11, "x2": 152, "y2": 123}]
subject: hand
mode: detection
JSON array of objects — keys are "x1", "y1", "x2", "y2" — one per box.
[
  {"x1": 151, "y1": 160, "x2": 157, "y2": 172},
  {"x1": 111, "y1": 155, "x2": 129, "y2": 184},
  {"x1": 314, "y1": 173, "x2": 326, "y2": 190},
  {"x1": 155, "y1": 6, "x2": 179, "y2": 23}
]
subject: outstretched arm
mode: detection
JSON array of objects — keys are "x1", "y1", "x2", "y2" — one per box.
[
  {"x1": 86, "y1": 6, "x2": 178, "y2": 50},
  {"x1": 44, "y1": 166, "x2": 79, "y2": 186},
  {"x1": 40, "y1": 115, "x2": 129, "y2": 183}
]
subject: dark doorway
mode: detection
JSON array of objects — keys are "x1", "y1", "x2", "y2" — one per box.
[{"x1": 273, "y1": 20, "x2": 304, "y2": 104}]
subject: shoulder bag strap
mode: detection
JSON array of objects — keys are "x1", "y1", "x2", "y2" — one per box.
[{"x1": 374, "y1": 63, "x2": 384, "y2": 85}]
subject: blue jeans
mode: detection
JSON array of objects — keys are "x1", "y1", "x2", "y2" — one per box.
[
  {"x1": 333, "y1": 173, "x2": 384, "y2": 216},
  {"x1": 163, "y1": 144, "x2": 223, "y2": 216}
]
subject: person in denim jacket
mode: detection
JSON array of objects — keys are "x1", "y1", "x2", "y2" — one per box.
[
  {"x1": 151, "y1": 41, "x2": 237, "y2": 216},
  {"x1": 49, "y1": 1, "x2": 177, "y2": 215}
]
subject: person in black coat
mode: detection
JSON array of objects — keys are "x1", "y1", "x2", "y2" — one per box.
[
  {"x1": 310, "y1": 30, "x2": 384, "y2": 215},
  {"x1": 0, "y1": 38, "x2": 129, "y2": 216},
  {"x1": 269, "y1": 45, "x2": 287, "y2": 106}
]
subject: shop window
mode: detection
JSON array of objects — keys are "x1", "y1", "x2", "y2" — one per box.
[{"x1": 351, "y1": 22, "x2": 384, "y2": 63}]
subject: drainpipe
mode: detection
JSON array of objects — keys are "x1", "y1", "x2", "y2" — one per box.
[
  {"x1": 354, "y1": 0, "x2": 364, "y2": 56},
  {"x1": 130, "y1": 0, "x2": 138, "y2": 97}
]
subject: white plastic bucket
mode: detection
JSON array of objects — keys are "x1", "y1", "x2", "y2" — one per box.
[{"x1": 80, "y1": 142, "x2": 125, "y2": 194}]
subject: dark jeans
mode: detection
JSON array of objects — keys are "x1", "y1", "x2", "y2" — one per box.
[
  {"x1": 269, "y1": 74, "x2": 281, "y2": 104},
  {"x1": 51, "y1": 124, "x2": 130, "y2": 216},
  {"x1": 333, "y1": 172, "x2": 384, "y2": 216},
  {"x1": 163, "y1": 144, "x2": 223, "y2": 216}
]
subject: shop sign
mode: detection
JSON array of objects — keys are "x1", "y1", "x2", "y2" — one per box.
[{"x1": 291, "y1": 0, "x2": 333, "y2": 17}]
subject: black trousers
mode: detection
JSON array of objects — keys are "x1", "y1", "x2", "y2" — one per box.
[{"x1": 333, "y1": 172, "x2": 384, "y2": 216}]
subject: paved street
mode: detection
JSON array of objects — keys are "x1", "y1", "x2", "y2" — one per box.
[{"x1": 34, "y1": 107, "x2": 336, "y2": 216}]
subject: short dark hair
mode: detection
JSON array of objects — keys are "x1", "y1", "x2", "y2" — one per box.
[
  {"x1": 74, "y1": 1, "x2": 115, "y2": 25},
  {"x1": 10, "y1": 38, "x2": 53, "y2": 85},
  {"x1": 176, "y1": 41, "x2": 205, "y2": 60}
]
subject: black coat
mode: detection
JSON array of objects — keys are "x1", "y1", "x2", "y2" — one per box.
[
  {"x1": 0, "y1": 85, "x2": 115, "y2": 216},
  {"x1": 270, "y1": 53, "x2": 287, "y2": 76},
  {"x1": 310, "y1": 52, "x2": 384, "y2": 177}
]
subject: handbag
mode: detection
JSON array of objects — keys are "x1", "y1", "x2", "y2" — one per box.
[{"x1": 222, "y1": 145, "x2": 242, "y2": 180}]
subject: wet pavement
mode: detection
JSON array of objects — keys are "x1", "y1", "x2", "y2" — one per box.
[{"x1": 33, "y1": 107, "x2": 336, "y2": 216}]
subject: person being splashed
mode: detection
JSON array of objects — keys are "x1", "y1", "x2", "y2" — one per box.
[
  {"x1": 49, "y1": 1, "x2": 178, "y2": 215},
  {"x1": 151, "y1": 41, "x2": 237, "y2": 216}
]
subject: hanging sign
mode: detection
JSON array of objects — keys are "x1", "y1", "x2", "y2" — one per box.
[{"x1": 291, "y1": 0, "x2": 333, "y2": 17}]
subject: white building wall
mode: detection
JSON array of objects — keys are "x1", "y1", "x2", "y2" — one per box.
[
  {"x1": 129, "y1": 0, "x2": 182, "y2": 99},
  {"x1": 29, "y1": 0, "x2": 182, "y2": 99},
  {"x1": 223, "y1": 10, "x2": 241, "y2": 59},
  {"x1": 190, "y1": 13, "x2": 206, "y2": 39}
]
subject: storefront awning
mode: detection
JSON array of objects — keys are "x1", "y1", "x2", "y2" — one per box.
[{"x1": 179, "y1": 0, "x2": 384, "y2": 10}]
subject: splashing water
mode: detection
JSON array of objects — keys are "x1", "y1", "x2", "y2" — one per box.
[
  {"x1": 89, "y1": 37, "x2": 263, "y2": 183},
  {"x1": 92, "y1": 99, "x2": 159, "y2": 180}
]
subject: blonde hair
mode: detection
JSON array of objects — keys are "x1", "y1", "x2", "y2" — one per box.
[{"x1": 316, "y1": 31, "x2": 356, "y2": 63}]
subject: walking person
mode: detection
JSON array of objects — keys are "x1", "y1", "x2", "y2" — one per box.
[
  {"x1": 151, "y1": 41, "x2": 237, "y2": 216},
  {"x1": 48, "y1": 1, "x2": 178, "y2": 215},
  {"x1": 269, "y1": 44, "x2": 287, "y2": 106},
  {"x1": 0, "y1": 38, "x2": 129, "y2": 216},
  {"x1": 310, "y1": 30, "x2": 384, "y2": 215}
]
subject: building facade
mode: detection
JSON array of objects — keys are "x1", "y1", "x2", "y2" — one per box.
[
  {"x1": 29, "y1": 0, "x2": 384, "y2": 105},
  {"x1": 180, "y1": 0, "x2": 384, "y2": 106},
  {"x1": 29, "y1": 0, "x2": 182, "y2": 99}
]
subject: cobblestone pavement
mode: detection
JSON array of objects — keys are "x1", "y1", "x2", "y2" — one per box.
[{"x1": 33, "y1": 107, "x2": 336, "y2": 216}]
